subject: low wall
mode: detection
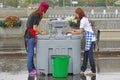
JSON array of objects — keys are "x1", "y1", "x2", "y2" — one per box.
[{"x1": 0, "y1": 18, "x2": 120, "y2": 38}]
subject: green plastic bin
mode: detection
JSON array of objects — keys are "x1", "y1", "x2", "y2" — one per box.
[{"x1": 51, "y1": 55, "x2": 70, "y2": 77}]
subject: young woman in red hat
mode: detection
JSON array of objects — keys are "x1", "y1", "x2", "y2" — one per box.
[{"x1": 24, "y1": 1, "x2": 49, "y2": 75}]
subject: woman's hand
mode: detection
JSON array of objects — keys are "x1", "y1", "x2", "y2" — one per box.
[
  {"x1": 40, "y1": 30, "x2": 46, "y2": 35},
  {"x1": 33, "y1": 25, "x2": 46, "y2": 35},
  {"x1": 68, "y1": 28, "x2": 83, "y2": 34},
  {"x1": 68, "y1": 29, "x2": 77, "y2": 34}
]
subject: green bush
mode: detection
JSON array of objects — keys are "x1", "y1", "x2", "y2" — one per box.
[{"x1": 0, "y1": 20, "x2": 22, "y2": 28}]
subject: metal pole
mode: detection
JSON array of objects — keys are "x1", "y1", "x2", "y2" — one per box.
[
  {"x1": 70, "y1": 0, "x2": 72, "y2": 6},
  {"x1": 63, "y1": 0, "x2": 64, "y2": 7}
]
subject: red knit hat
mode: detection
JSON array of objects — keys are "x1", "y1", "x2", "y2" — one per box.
[{"x1": 38, "y1": 1, "x2": 49, "y2": 13}]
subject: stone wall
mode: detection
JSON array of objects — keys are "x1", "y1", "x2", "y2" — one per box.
[{"x1": 0, "y1": 18, "x2": 120, "y2": 38}]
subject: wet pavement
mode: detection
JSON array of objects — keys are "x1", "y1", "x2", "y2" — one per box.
[
  {"x1": 0, "y1": 55, "x2": 120, "y2": 80},
  {"x1": 0, "y1": 57, "x2": 120, "y2": 80},
  {"x1": 1, "y1": 53, "x2": 120, "y2": 80},
  {"x1": 0, "y1": 38, "x2": 120, "y2": 80},
  {"x1": 0, "y1": 71, "x2": 120, "y2": 80}
]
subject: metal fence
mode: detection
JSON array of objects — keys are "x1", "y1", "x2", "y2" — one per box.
[
  {"x1": 47, "y1": 13, "x2": 120, "y2": 18},
  {"x1": 46, "y1": 9, "x2": 120, "y2": 18},
  {"x1": 47, "y1": 12, "x2": 120, "y2": 18}
]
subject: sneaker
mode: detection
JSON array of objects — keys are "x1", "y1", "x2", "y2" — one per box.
[
  {"x1": 29, "y1": 69, "x2": 37, "y2": 75},
  {"x1": 86, "y1": 72, "x2": 96, "y2": 76},
  {"x1": 39, "y1": 72, "x2": 46, "y2": 76},
  {"x1": 32, "y1": 69, "x2": 37, "y2": 74},
  {"x1": 29, "y1": 74, "x2": 37, "y2": 78},
  {"x1": 80, "y1": 71, "x2": 84, "y2": 75}
]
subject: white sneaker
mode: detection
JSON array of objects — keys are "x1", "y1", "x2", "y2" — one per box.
[
  {"x1": 80, "y1": 71, "x2": 84, "y2": 75},
  {"x1": 86, "y1": 71, "x2": 96, "y2": 76}
]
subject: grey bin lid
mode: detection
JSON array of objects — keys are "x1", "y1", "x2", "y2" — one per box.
[
  {"x1": 37, "y1": 34, "x2": 82, "y2": 40},
  {"x1": 37, "y1": 35, "x2": 50, "y2": 40},
  {"x1": 71, "y1": 34, "x2": 82, "y2": 39},
  {"x1": 54, "y1": 36, "x2": 66, "y2": 40},
  {"x1": 50, "y1": 20, "x2": 68, "y2": 28}
]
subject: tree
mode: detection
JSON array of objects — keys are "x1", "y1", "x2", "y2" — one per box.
[
  {"x1": 78, "y1": 0, "x2": 96, "y2": 6},
  {"x1": 87, "y1": 0, "x2": 97, "y2": 6},
  {"x1": 20, "y1": 0, "x2": 43, "y2": 8},
  {"x1": 20, "y1": 0, "x2": 30, "y2": 8},
  {"x1": 105, "y1": 0, "x2": 116, "y2": 6},
  {"x1": 81, "y1": 0, "x2": 89, "y2": 6},
  {"x1": 5, "y1": 0, "x2": 19, "y2": 7},
  {"x1": 96, "y1": 0, "x2": 106, "y2": 6},
  {"x1": 3, "y1": 0, "x2": 118, "y2": 8}
]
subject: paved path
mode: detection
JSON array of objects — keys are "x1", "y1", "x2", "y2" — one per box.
[{"x1": 0, "y1": 71, "x2": 120, "y2": 80}]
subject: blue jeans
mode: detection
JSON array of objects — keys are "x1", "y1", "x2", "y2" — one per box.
[
  {"x1": 81, "y1": 42, "x2": 96, "y2": 73},
  {"x1": 25, "y1": 38, "x2": 35, "y2": 72}
]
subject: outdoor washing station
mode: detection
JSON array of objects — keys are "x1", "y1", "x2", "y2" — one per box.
[{"x1": 36, "y1": 19, "x2": 82, "y2": 76}]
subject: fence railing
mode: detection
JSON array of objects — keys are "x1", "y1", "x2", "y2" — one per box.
[
  {"x1": 46, "y1": 9, "x2": 120, "y2": 18},
  {"x1": 0, "y1": 8, "x2": 120, "y2": 18},
  {"x1": 47, "y1": 13, "x2": 120, "y2": 18}
]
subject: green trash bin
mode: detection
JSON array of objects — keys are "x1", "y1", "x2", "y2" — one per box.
[{"x1": 51, "y1": 55, "x2": 70, "y2": 78}]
